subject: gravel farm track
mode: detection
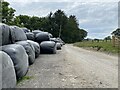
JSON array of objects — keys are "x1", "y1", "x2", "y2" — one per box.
[{"x1": 17, "y1": 44, "x2": 118, "y2": 88}]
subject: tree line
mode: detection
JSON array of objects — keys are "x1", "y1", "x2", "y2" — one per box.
[{"x1": 2, "y1": 1, "x2": 87, "y2": 43}]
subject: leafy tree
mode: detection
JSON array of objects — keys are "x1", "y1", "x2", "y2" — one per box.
[
  {"x1": 2, "y1": 1, "x2": 88, "y2": 43},
  {"x1": 2, "y1": 1, "x2": 16, "y2": 25},
  {"x1": 104, "y1": 36, "x2": 111, "y2": 40},
  {"x1": 52, "y1": 10, "x2": 68, "y2": 37},
  {"x1": 104, "y1": 36, "x2": 111, "y2": 42},
  {"x1": 112, "y1": 28, "x2": 120, "y2": 37}
]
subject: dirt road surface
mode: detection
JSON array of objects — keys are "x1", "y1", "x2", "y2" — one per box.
[{"x1": 17, "y1": 44, "x2": 118, "y2": 88}]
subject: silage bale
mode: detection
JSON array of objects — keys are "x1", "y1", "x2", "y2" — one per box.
[
  {"x1": 32, "y1": 30, "x2": 43, "y2": 36},
  {"x1": 35, "y1": 32, "x2": 50, "y2": 43},
  {"x1": 56, "y1": 43, "x2": 62, "y2": 50},
  {"x1": 40, "y1": 41, "x2": 57, "y2": 54},
  {"x1": 2, "y1": 44, "x2": 29, "y2": 79},
  {"x1": 26, "y1": 32, "x2": 35, "y2": 41},
  {"x1": 50, "y1": 38, "x2": 59, "y2": 43},
  {"x1": 0, "y1": 51, "x2": 16, "y2": 88},
  {"x1": 56, "y1": 38, "x2": 65, "y2": 46},
  {"x1": 10, "y1": 26, "x2": 27, "y2": 42},
  {"x1": 21, "y1": 28, "x2": 30, "y2": 33},
  {"x1": 0, "y1": 24, "x2": 12, "y2": 46},
  {"x1": 16, "y1": 41, "x2": 35, "y2": 65},
  {"x1": 49, "y1": 33, "x2": 53, "y2": 38},
  {"x1": 27, "y1": 40, "x2": 40, "y2": 58}
]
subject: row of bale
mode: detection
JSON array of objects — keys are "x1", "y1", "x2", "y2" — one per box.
[{"x1": 0, "y1": 23, "x2": 65, "y2": 89}]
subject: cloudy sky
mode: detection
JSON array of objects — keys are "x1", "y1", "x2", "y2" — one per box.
[{"x1": 6, "y1": 0, "x2": 119, "y2": 39}]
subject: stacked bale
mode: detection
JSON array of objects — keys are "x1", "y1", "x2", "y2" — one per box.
[
  {"x1": 49, "y1": 33, "x2": 53, "y2": 38},
  {"x1": 35, "y1": 32, "x2": 50, "y2": 43},
  {"x1": 1, "y1": 51, "x2": 16, "y2": 88},
  {"x1": 21, "y1": 29, "x2": 41, "y2": 58},
  {"x1": 50, "y1": 38, "x2": 62, "y2": 50},
  {"x1": 1, "y1": 24, "x2": 12, "y2": 45},
  {"x1": 26, "y1": 32, "x2": 35, "y2": 41},
  {"x1": 16, "y1": 41, "x2": 35, "y2": 65},
  {"x1": 56, "y1": 43, "x2": 62, "y2": 50},
  {"x1": 27, "y1": 40, "x2": 40, "y2": 58},
  {"x1": 32, "y1": 30, "x2": 57, "y2": 54},
  {"x1": 32, "y1": 30, "x2": 43, "y2": 36},
  {"x1": 0, "y1": 24, "x2": 29, "y2": 80},
  {"x1": 10, "y1": 26, "x2": 36, "y2": 65},
  {"x1": 40, "y1": 41, "x2": 57, "y2": 54},
  {"x1": 2, "y1": 44, "x2": 29, "y2": 79},
  {"x1": 10, "y1": 26, "x2": 28, "y2": 43},
  {"x1": 0, "y1": 23, "x2": 65, "y2": 88},
  {"x1": 50, "y1": 38, "x2": 59, "y2": 43},
  {"x1": 22, "y1": 28, "x2": 30, "y2": 33}
]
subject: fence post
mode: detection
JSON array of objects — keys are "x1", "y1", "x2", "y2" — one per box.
[{"x1": 112, "y1": 36, "x2": 115, "y2": 47}]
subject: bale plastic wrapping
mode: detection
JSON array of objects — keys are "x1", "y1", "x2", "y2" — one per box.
[
  {"x1": 1, "y1": 51, "x2": 16, "y2": 88},
  {"x1": 40, "y1": 41, "x2": 57, "y2": 54},
  {"x1": 26, "y1": 32, "x2": 35, "y2": 41},
  {"x1": 50, "y1": 38, "x2": 59, "y2": 43},
  {"x1": 35, "y1": 32, "x2": 50, "y2": 43},
  {"x1": 22, "y1": 28, "x2": 30, "y2": 33},
  {"x1": 0, "y1": 24, "x2": 12, "y2": 46},
  {"x1": 56, "y1": 43, "x2": 62, "y2": 50},
  {"x1": 49, "y1": 33, "x2": 53, "y2": 38},
  {"x1": 27, "y1": 40, "x2": 40, "y2": 58},
  {"x1": 10, "y1": 26, "x2": 27, "y2": 42},
  {"x1": 32, "y1": 30, "x2": 43, "y2": 36},
  {"x1": 16, "y1": 41, "x2": 35, "y2": 65},
  {"x1": 2, "y1": 44, "x2": 29, "y2": 79}
]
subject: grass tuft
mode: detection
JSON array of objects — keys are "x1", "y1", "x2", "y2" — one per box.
[{"x1": 17, "y1": 76, "x2": 33, "y2": 84}]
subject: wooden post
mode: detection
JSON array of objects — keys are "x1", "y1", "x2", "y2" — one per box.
[{"x1": 112, "y1": 35, "x2": 115, "y2": 47}]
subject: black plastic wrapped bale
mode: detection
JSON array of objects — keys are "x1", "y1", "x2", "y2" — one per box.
[
  {"x1": 50, "y1": 38, "x2": 59, "y2": 43},
  {"x1": 2, "y1": 44, "x2": 29, "y2": 79},
  {"x1": 10, "y1": 26, "x2": 27, "y2": 42},
  {"x1": 32, "y1": 30, "x2": 43, "y2": 36},
  {"x1": 56, "y1": 38, "x2": 65, "y2": 46},
  {"x1": 22, "y1": 28, "x2": 30, "y2": 33},
  {"x1": 1, "y1": 51, "x2": 16, "y2": 88},
  {"x1": 40, "y1": 41, "x2": 57, "y2": 54},
  {"x1": 56, "y1": 43, "x2": 62, "y2": 50},
  {"x1": 35, "y1": 32, "x2": 50, "y2": 43},
  {"x1": 0, "y1": 24, "x2": 12, "y2": 46},
  {"x1": 26, "y1": 32, "x2": 35, "y2": 41},
  {"x1": 27, "y1": 40, "x2": 40, "y2": 58},
  {"x1": 49, "y1": 33, "x2": 53, "y2": 38},
  {"x1": 16, "y1": 41, "x2": 35, "y2": 65}
]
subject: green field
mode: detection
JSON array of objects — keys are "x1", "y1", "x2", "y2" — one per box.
[{"x1": 74, "y1": 40, "x2": 119, "y2": 54}]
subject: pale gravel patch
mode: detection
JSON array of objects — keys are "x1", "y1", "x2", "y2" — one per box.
[{"x1": 17, "y1": 44, "x2": 118, "y2": 88}]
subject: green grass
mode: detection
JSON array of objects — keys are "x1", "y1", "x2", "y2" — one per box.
[
  {"x1": 17, "y1": 76, "x2": 34, "y2": 84},
  {"x1": 74, "y1": 40, "x2": 119, "y2": 54}
]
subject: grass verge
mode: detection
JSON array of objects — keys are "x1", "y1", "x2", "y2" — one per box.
[{"x1": 74, "y1": 41, "x2": 119, "y2": 54}]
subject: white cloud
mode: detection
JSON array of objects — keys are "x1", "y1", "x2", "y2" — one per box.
[
  {"x1": 4, "y1": 1, "x2": 119, "y2": 39},
  {"x1": 5, "y1": 0, "x2": 120, "y2": 2}
]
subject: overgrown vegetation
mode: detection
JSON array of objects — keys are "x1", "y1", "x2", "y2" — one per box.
[
  {"x1": 74, "y1": 40, "x2": 119, "y2": 54},
  {"x1": 2, "y1": 1, "x2": 87, "y2": 43}
]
